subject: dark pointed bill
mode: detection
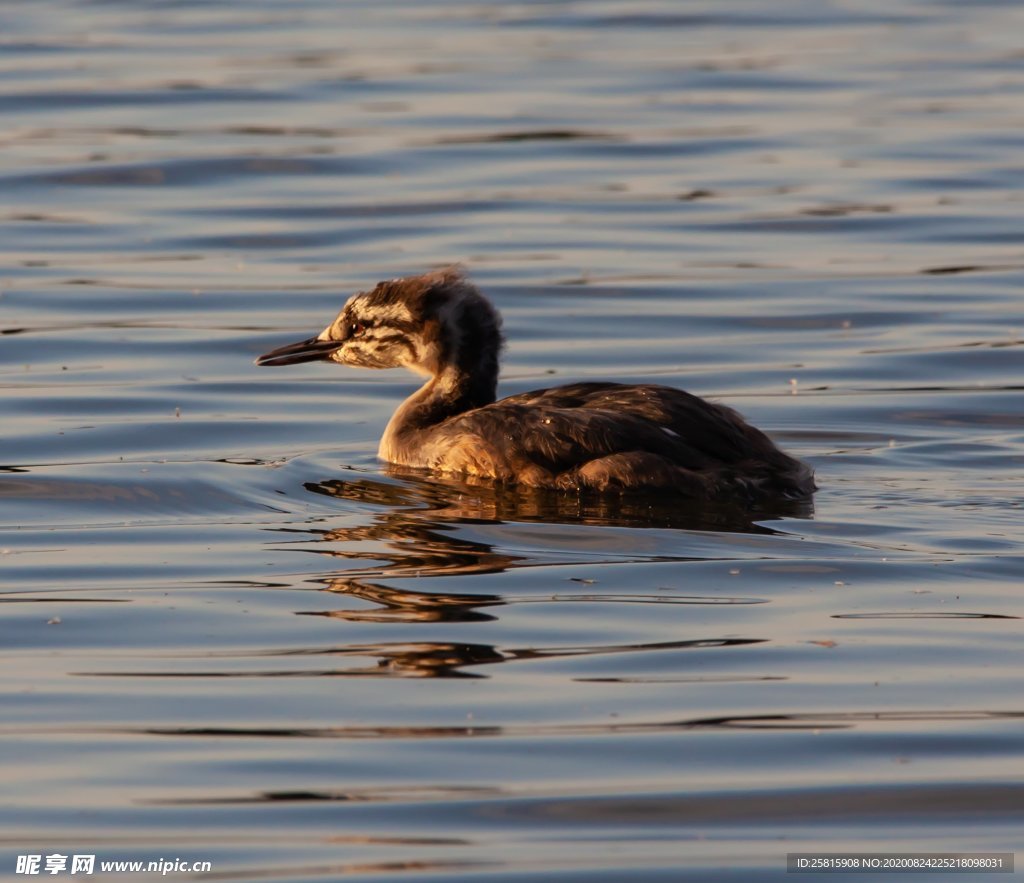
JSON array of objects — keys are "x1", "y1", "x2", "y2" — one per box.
[{"x1": 256, "y1": 335, "x2": 340, "y2": 367}]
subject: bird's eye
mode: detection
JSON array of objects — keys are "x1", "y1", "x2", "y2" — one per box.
[{"x1": 349, "y1": 322, "x2": 366, "y2": 338}]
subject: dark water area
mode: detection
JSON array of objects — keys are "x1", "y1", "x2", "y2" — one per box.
[{"x1": 2, "y1": 1, "x2": 1023, "y2": 880}]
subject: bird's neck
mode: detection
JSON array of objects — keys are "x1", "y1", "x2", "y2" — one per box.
[{"x1": 379, "y1": 362, "x2": 497, "y2": 465}]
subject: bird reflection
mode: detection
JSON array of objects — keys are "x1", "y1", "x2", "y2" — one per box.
[
  {"x1": 307, "y1": 579, "x2": 502, "y2": 623},
  {"x1": 266, "y1": 472, "x2": 810, "y2": 646},
  {"x1": 306, "y1": 640, "x2": 504, "y2": 679},
  {"x1": 309, "y1": 470, "x2": 814, "y2": 529},
  {"x1": 166, "y1": 635, "x2": 765, "y2": 680}
]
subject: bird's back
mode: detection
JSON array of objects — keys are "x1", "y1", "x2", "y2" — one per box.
[{"x1": 407, "y1": 382, "x2": 814, "y2": 499}]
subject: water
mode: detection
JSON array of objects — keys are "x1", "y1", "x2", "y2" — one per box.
[{"x1": 2, "y1": 1, "x2": 1023, "y2": 880}]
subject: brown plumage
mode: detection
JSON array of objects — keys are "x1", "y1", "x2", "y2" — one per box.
[{"x1": 256, "y1": 267, "x2": 815, "y2": 499}]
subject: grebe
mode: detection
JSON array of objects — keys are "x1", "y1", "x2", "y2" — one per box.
[{"x1": 256, "y1": 268, "x2": 815, "y2": 499}]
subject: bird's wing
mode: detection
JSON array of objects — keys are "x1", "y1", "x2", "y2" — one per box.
[{"x1": 493, "y1": 382, "x2": 766, "y2": 464}]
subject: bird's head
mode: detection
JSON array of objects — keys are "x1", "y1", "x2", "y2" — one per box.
[{"x1": 256, "y1": 266, "x2": 503, "y2": 380}]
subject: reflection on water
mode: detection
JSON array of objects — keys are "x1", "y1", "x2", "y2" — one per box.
[
  {"x1": 3, "y1": 0, "x2": 1024, "y2": 879},
  {"x1": 130, "y1": 710, "x2": 1024, "y2": 743},
  {"x1": 310, "y1": 472, "x2": 815, "y2": 530},
  {"x1": 317, "y1": 581, "x2": 504, "y2": 624}
]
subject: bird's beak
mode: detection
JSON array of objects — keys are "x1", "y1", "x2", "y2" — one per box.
[{"x1": 255, "y1": 335, "x2": 340, "y2": 366}]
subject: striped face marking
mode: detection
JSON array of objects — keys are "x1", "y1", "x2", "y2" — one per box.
[{"x1": 314, "y1": 292, "x2": 420, "y2": 370}]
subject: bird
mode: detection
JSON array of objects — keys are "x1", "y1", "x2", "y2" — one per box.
[{"x1": 256, "y1": 267, "x2": 815, "y2": 500}]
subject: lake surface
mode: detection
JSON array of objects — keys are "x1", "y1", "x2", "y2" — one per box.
[{"x1": 2, "y1": 1, "x2": 1023, "y2": 880}]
